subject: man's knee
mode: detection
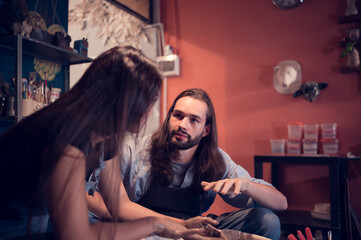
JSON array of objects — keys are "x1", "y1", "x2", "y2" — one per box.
[
  {"x1": 253, "y1": 207, "x2": 280, "y2": 228},
  {"x1": 214, "y1": 207, "x2": 281, "y2": 240},
  {"x1": 248, "y1": 208, "x2": 281, "y2": 240}
]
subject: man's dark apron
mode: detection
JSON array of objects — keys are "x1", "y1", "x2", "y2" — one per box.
[{"x1": 137, "y1": 181, "x2": 202, "y2": 220}]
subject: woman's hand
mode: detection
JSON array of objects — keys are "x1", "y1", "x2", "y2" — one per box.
[
  {"x1": 154, "y1": 218, "x2": 200, "y2": 239},
  {"x1": 154, "y1": 218, "x2": 227, "y2": 240},
  {"x1": 183, "y1": 216, "x2": 219, "y2": 229},
  {"x1": 183, "y1": 224, "x2": 228, "y2": 240}
]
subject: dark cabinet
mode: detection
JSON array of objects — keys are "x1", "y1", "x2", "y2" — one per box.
[{"x1": 254, "y1": 155, "x2": 348, "y2": 240}]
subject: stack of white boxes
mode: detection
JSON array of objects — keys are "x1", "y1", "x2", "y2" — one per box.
[
  {"x1": 302, "y1": 124, "x2": 319, "y2": 154},
  {"x1": 287, "y1": 122, "x2": 303, "y2": 154},
  {"x1": 286, "y1": 122, "x2": 338, "y2": 155},
  {"x1": 320, "y1": 123, "x2": 338, "y2": 154},
  {"x1": 270, "y1": 122, "x2": 338, "y2": 155}
]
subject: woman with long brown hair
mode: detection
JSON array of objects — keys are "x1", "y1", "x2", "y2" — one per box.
[{"x1": 0, "y1": 46, "x2": 221, "y2": 240}]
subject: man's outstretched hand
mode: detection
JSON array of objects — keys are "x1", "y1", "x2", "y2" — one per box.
[{"x1": 201, "y1": 179, "x2": 247, "y2": 197}]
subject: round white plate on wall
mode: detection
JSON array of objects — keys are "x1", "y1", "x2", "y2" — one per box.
[{"x1": 273, "y1": 60, "x2": 302, "y2": 95}]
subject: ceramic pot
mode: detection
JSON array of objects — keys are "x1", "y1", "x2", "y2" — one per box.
[
  {"x1": 345, "y1": 0, "x2": 358, "y2": 16},
  {"x1": 347, "y1": 48, "x2": 360, "y2": 67}
]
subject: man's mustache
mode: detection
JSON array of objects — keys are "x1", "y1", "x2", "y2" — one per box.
[{"x1": 171, "y1": 129, "x2": 191, "y2": 139}]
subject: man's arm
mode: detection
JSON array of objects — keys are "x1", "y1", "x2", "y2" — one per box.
[
  {"x1": 201, "y1": 179, "x2": 287, "y2": 211},
  {"x1": 207, "y1": 149, "x2": 288, "y2": 211}
]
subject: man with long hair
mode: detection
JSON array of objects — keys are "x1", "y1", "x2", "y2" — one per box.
[{"x1": 122, "y1": 88, "x2": 288, "y2": 240}]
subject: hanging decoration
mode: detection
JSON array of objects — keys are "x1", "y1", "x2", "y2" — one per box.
[
  {"x1": 68, "y1": 0, "x2": 146, "y2": 47},
  {"x1": 293, "y1": 82, "x2": 328, "y2": 102}
]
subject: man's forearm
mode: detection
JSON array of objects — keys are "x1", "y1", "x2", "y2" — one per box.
[{"x1": 243, "y1": 180, "x2": 288, "y2": 211}]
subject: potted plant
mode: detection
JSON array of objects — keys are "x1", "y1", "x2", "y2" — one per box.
[{"x1": 341, "y1": 40, "x2": 360, "y2": 67}]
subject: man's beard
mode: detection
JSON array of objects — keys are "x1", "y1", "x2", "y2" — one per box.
[{"x1": 169, "y1": 129, "x2": 204, "y2": 150}]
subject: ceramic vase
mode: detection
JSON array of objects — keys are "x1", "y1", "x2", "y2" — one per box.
[
  {"x1": 347, "y1": 48, "x2": 360, "y2": 67},
  {"x1": 345, "y1": 0, "x2": 358, "y2": 16}
]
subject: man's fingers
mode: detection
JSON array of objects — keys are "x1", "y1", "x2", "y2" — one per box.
[
  {"x1": 202, "y1": 181, "x2": 216, "y2": 191},
  {"x1": 212, "y1": 180, "x2": 226, "y2": 192},
  {"x1": 233, "y1": 180, "x2": 242, "y2": 196},
  {"x1": 202, "y1": 179, "x2": 242, "y2": 196},
  {"x1": 201, "y1": 181, "x2": 209, "y2": 187},
  {"x1": 220, "y1": 180, "x2": 234, "y2": 195},
  {"x1": 203, "y1": 180, "x2": 225, "y2": 192}
]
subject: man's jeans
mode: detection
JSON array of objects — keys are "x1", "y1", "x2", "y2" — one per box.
[{"x1": 208, "y1": 207, "x2": 281, "y2": 240}]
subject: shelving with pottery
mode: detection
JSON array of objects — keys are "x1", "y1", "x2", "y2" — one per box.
[{"x1": 338, "y1": 1, "x2": 361, "y2": 73}]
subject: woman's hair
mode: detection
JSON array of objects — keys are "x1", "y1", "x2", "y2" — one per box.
[
  {"x1": 149, "y1": 88, "x2": 226, "y2": 192},
  {"x1": 0, "y1": 46, "x2": 162, "y2": 211}
]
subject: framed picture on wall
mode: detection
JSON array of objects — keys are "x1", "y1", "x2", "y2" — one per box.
[{"x1": 106, "y1": 0, "x2": 153, "y2": 23}]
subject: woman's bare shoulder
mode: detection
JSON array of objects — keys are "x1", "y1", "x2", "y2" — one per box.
[{"x1": 62, "y1": 145, "x2": 86, "y2": 160}]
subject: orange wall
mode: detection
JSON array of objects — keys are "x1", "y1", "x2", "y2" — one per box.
[{"x1": 160, "y1": 0, "x2": 361, "y2": 219}]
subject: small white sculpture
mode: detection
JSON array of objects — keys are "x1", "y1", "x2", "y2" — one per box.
[
  {"x1": 12, "y1": 21, "x2": 33, "y2": 37},
  {"x1": 275, "y1": 65, "x2": 297, "y2": 88},
  {"x1": 21, "y1": 21, "x2": 33, "y2": 38},
  {"x1": 273, "y1": 60, "x2": 302, "y2": 95}
]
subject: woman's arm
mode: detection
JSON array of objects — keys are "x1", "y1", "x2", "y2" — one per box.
[
  {"x1": 47, "y1": 145, "x2": 195, "y2": 240},
  {"x1": 86, "y1": 191, "x2": 112, "y2": 219},
  {"x1": 98, "y1": 156, "x2": 184, "y2": 222},
  {"x1": 98, "y1": 157, "x2": 220, "y2": 230}
]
